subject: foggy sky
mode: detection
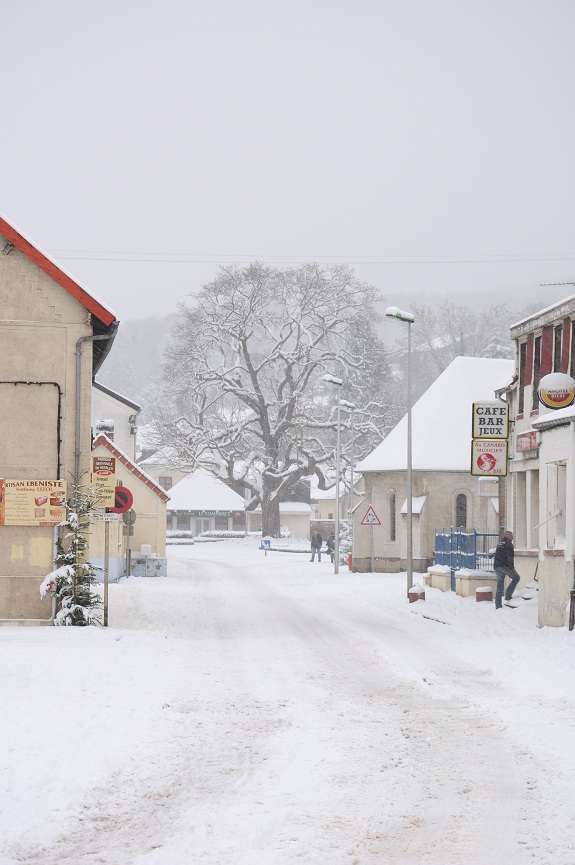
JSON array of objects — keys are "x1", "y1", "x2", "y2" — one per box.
[{"x1": 2, "y1": 0, "x2": 574, "y2": 321}]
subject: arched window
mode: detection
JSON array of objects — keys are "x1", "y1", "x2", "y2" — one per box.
[
  {"x1": 455, "y1": 493, "x2": 467, "y2": 529},
  {"x1": 389, "y1": 492, "x2": 396, "y2": 541}
]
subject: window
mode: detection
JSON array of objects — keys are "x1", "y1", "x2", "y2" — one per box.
[
  {"x1": 215, "y1": 515, "x2": 229, "y2": 531},
  {"x1": 388, "y1": 492, "x2": 396, "y2": 541},
  {"x1": 518, "y1": 342, "x2": 527, "y2": 415},
  {"x1": 532, "y1": 335, "x2": 542, "y2": 411},
  {"x1": 176, "y1": 514, "x2": 190, "y2": 531},
  {"x1": 554, "y1": 325, "x2": 563, "y2": 372},
  {"x1": 455, "y1": 493, "x2": 467, "y2": 529},
  {"x1": 159, "y1": 475, "x2": 173, "y2": 490}
]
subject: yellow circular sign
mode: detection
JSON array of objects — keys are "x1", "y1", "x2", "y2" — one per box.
[{"x1": 538, "y1": 373, "x2": 575, "y2": 410}]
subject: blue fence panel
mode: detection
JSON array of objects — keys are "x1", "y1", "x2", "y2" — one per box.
[{"x1": 434, "y1": 529, "x2": 498, "y2": 591}]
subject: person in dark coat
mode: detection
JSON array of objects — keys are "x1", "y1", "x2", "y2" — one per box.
[
  {"x1": 326, "y1": 534, "x2": 335, "y2": 563},
  {"x1": 310, "y1": 530, "x2": 323, "y2": 562},
  {"x1": 493, "y1": 530, "x2": 520, "y2": 609}
]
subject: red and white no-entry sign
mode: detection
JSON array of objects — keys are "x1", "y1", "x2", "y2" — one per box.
[{"x1": 109, "y1": 486, "x2": 134, "y2": 513}]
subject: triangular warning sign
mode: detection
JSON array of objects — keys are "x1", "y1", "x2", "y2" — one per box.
[{"x1": 360, "y1": 505, "x2": 381, "y2": 526}]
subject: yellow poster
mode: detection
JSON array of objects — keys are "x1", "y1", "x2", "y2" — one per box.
[
  {"x1": 0, "y1": 479, "x2": 67, "y2": 526},
  {"x1": 91, "y1": 456, "x2": 116, "y2": 507}
]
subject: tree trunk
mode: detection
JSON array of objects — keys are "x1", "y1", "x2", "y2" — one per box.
[{"x1": 262, "y1": 497, "x2": 281, "y2": 538}]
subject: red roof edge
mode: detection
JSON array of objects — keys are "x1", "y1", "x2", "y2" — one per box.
[
  {"x1": 0, "y1": 215, "x2": 116, "y2": 327},
  {"x1": 92, "y1": 434, "x2": 170, "y2": 502}
]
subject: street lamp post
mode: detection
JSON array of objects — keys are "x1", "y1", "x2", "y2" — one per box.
[
  {"x1": 323, "y1": 374, "x2": 343, "y2": 573},
  {"x1": 385, "y1": 306, "x2": 415, "y2": 596},
  {"x1": 340, "y1": 399, "x2": 356, "y2": 555}
]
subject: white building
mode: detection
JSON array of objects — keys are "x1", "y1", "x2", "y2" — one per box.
[
  {"x1": 92, "y1": 381, "x2": 141, "y2": 461},
  {"x1": 167, "y1": 469, "x2": 246, "y2": 534},
  {"x1": 353, "y1": 356, "x2": 513, "y2": 573},
  {"x1": 507, "y1": 292, "x2": 575, "y2": 627}
]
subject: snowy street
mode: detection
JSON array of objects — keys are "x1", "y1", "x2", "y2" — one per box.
[{"x1": 2, "y1": 539, "x2": 575, "y2": 865}]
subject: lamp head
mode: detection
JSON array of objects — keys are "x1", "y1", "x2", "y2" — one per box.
[
  {"x1": 385, "y1": 305, "x2": 415, "y2": 323},
  {"x1": 322, "y1": 373, "x2": 343, "y2": 386}
]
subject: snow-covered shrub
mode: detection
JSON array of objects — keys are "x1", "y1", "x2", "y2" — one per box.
[
  {"x1": 338, "y1": 521, "x2": 353, "y2": 563},
  {"x1": 196, "y1": 530, "x2": 246, "y2": 540},
  {"x1": 39, "y1": 480, "x2": 102, "y2": 626}
]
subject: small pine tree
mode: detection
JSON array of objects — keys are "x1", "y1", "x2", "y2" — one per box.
[{"x1": 40, "y1": 479, "x2": 102, "y2": 626}]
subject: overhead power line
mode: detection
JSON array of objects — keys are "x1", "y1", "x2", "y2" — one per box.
[{"x1": 47, "y1": 250, "x2": 575, "y2": 265}]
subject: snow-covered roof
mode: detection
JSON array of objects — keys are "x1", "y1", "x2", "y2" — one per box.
[
  {"x1": 138, "y1": 445, "x2": 180, "y2": 467},
  {"x1": 532, "y1": 403, "x2": 575, "y2": 429},
  {"x1": 250, "y1": 501, "x2": 311, "y2": 514},
  {"x1": 93, "y1": 380, "x2": 141, "y2": 412},
  {"x1": 357, "y1": 356, "x2": 514, "y2": 473},
  {"x1": 92, "y1": 434, "x2": 170, "y2": 502},
  {"x1": 510, "y1": 291, "x2": 575, "y2": 330},
  {"x1": 167, "y1": 469, "x2": 245, "y2": 511},
  {"x1": 311, "y1": 481, "x2": 347, "y2": 501},
  {"x1": 400, "y1": 495, "x2": 426, "y2": 514}
]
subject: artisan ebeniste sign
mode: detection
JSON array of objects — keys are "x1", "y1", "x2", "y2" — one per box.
[{"x1": 0, "y1": 479, "x2": 67, "y2": 526}]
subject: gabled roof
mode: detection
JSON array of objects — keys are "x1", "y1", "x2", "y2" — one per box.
[
  {"x1": 93, "y1": 380, "x2": 142, "y2": 413},
  {"x1": 0, "y1": 212, "x2": 118, "y2": 373},
  {"x1": 167, "y1": 469, "x2": 245, "y2": 512},
  {"x1": 92, "y1": 434, "x2": 170, "y2": 502},
  {"x1": 357, "y1": 356, "x2": 514, "y2": 473}
]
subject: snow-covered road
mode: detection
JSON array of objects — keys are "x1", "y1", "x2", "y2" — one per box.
[{"x1": 2, "y1": 539, "x2": 575, "y2": 864}]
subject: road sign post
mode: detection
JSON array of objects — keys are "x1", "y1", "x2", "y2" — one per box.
[{"x1": 360, "y1": 506, "x2": 381, "y2": 573}]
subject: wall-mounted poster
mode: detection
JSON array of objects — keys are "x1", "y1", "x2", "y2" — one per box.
[
  {"x1": 91, "y1": 456, "x2": 116, "y2": 507},
  {"x1": 0, "y1": 479, "x2": 67, "y2": 526}
]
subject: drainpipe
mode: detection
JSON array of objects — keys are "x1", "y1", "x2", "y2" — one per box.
[
  {"x1": 75, "y1": 335, "x2": 110, "y2": 504},
  {"x1": 570, "y1": 417, "x2": 575, "y2": 630}
]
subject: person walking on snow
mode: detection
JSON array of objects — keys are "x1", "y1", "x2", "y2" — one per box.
[
  {"x1": 493, "y1": 530, "x2": 520, "y2": 609},
  {"x1": 326, "y1": 534, "x2": 335, "y2": 563},
  {"x1": 310, "y1": 530, "x2": 323, "y2": 562}
]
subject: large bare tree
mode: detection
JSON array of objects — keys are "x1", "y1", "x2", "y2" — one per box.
[{"x1": 154, "y1": 262, "x2": 392, "y2": 536}]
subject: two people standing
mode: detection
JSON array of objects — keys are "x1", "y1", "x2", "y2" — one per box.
[
  {"x1": 494, "y1": 530, "x2": 520, "y2": 609},
  {"x1": 310, "y1": 531, "x2": 336, "y2": 563}
]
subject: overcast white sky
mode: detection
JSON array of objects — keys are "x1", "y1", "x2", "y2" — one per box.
[{"x1": 2, "y1": 1, "x2": 574, "y2": 321}]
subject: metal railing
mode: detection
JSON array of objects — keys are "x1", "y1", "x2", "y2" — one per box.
[{"x1": 434, "y1": 529, "x2": 499, "y2": 590}]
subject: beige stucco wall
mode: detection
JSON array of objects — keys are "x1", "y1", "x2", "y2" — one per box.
[
  {"x1": 0, "y1": 239, "x2": 94, "y2": 621},
  {"x1": 535, "y1": 555, "x2": 572, "y2": 628},
  {"x1": 90, "y1": 442, "x2": 167, "y2": 562},
  {"x1": 353, "y1": 469, "x2": 501, "y2": 573}
]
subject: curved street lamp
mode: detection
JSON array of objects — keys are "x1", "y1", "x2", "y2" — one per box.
[
  {"x1": 340, "y1": 399, "x2": 356, "y2": 556},
  {"x1": 323, "y1": 374, "x2": 343, "y2": 573},
  {"x1": 385, "y1": 306, "x2": 415, "y2": 595}
]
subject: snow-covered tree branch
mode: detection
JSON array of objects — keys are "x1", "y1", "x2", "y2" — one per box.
[{"x1": 153, "y1": 263, "x2": 393, "y2": 536}]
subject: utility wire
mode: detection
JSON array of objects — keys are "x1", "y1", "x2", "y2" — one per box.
[{"x1": 47, "y1": 251, "x2": 575, "y2": 264}]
